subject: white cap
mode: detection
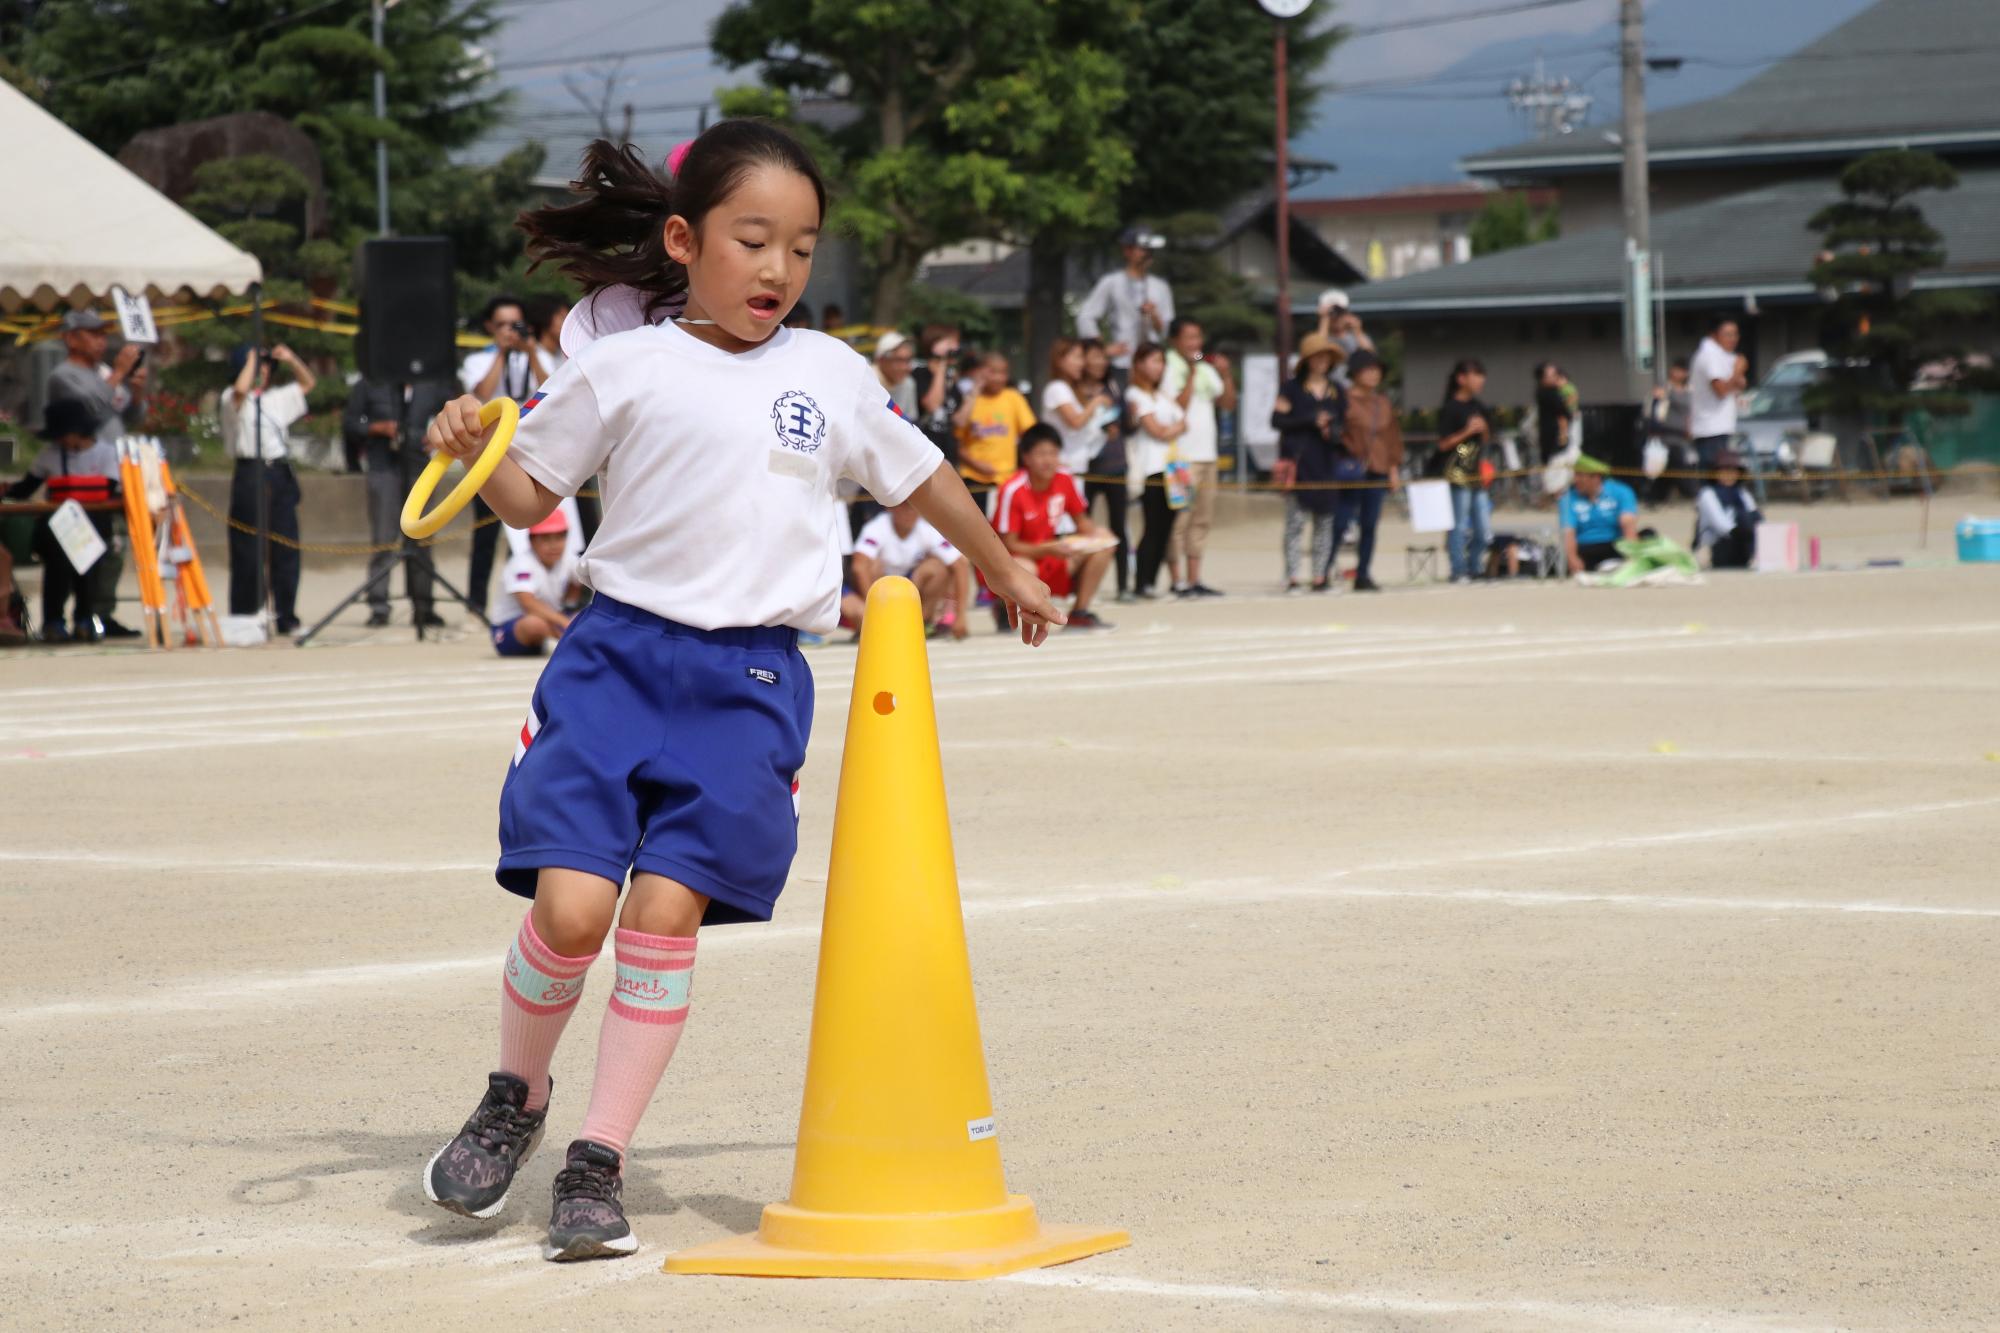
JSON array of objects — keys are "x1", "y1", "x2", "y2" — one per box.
[
  {"x1": 1318, "y1": 288, "x2": 1350, "y2": 313},
  {"x1": 873, "y1": 331, "x2": 910, "y2": 362}
]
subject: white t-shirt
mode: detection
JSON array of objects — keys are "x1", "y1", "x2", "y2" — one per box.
[
  {"x1": 1123, "y1": 385, "x2": 1183, "y2": 479},
  {"x1": 498, "y1": 545, "x2": 580, "y2": 617},
  {"x1": 506, "y1": 322, "x2": 943, "y2": 634},
  {"x1": 1040, "y1": 379, "x2": 1104, "y2": 474},
  {"x1": 1688, "y1": 337, "x2": 1740, "y2": 439},
  {"x1": 221, "y1": 383, "x2": 309, "y2": 461},
  {"x1": 854, "y1": 511, "x2": 960, "y2": 577},
  {"x1": 459, "y1": 346, "x2": 540, "y2": 403},
  {"x1": 1161, "y1": 352, "x2": 1224, "y2": 464}
]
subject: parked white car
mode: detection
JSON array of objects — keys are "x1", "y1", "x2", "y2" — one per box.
[{"x1": 1734, "y1": 350, "x2": 1830, "y2": 471}]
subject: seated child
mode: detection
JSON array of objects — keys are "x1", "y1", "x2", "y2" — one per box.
[
  {"x1": 990, "y1": 424, "x2": 1114, "y2": 631},
  {"x1": 851, "y1": 500, "x2": 971, "y2": 638},
  {"x1": 491, "y1": 509, "x2": 581, "y2": 657}
]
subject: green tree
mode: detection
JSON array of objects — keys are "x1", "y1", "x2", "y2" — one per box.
[
  {"x1": 17, "y1": 0, "x2": 510, "y2": 248},
  {"x1": 711, "y1": 0, "x2": 1131, "y2": 327},
  {"x1": 1022, "y1": 2, "x2": 1342, "y2": 378},
  {"x1": 1806, "y1": 149, "x2": 1982, "y2": 423},
  {"x1": 1469, "y1": 191, "x2": 1559, "y2": 257},
  {"x1": 1153, "y1": 212, "x2": 1270, "y2": 351}
]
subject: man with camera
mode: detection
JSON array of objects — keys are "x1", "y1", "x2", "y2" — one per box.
[
  {"x1": 40, "y1": 309, "x2": 146, "y2": 637},
  {"x1": 1076, "y1": 225, "x2": 1175, "y2": 385},
  {"x1": 343, "y1": 373, "x2": 457, "y2": 628},
  {"x1": 459, "y1": 295, "x2": 549, "y2": 618},
  {"x1": 223, "y1": 343, "x2": 316, "y2": 634}
]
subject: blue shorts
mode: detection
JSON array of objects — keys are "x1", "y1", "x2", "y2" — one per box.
[
  {"x1": 491, "y1": 617, "x2": 544, "y2": 657},
  {"x1": 496, "y1": 596, "x2": 814, "y2": 925}
]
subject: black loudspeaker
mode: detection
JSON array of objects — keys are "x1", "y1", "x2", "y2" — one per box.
[{"x1": 357, "y1": 237, "x2": 457, "y2": 381}]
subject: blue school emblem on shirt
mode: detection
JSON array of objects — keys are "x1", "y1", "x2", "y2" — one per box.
[{"x1": 772, "y1": 390, "x2": 827, "y2": 453}]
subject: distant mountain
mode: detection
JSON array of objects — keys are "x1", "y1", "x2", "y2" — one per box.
[{"x1": 1294, "y1": 0, "x2": 1877, "y2": 197}]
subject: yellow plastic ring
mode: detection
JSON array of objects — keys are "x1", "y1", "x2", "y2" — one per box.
[{"x1": 401, "y1": 397, "x2": 519, "y2": 539}]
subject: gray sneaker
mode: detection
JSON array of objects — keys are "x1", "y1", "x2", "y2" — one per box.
[
  {"x1": 544, "y1": 1139, "x2": 638, "y2": 1261},
  {"x1": 423, "y1": 1072, "x2": 549, "y2": 1219}
]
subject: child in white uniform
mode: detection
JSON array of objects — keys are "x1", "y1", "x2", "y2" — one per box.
[
  {"x1": 852, "y1": 501, "x2": 970, "y2": 637},
  {"x1": 491, "y1": 509, "x2": 581, "y2": 656},
  {"x1": 418, "y1": 122, "x2": 1062, "y2": 1263}
]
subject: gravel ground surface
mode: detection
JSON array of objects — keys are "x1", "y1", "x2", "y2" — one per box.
[{"x1": 4, "y1": 496, "x2": 1996, "y2": 1331}]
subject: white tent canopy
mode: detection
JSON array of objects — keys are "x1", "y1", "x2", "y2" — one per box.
[{"x1": 0, "y1": 79, "x2": 263, "y2": 313}]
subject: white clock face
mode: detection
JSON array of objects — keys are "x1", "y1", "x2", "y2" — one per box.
[{"x1": 1257, "y1": 0, "x2": 1314, "y2": 16}]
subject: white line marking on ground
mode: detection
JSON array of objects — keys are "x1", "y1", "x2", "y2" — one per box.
[
  {"x1": 1003, "y1": 1270, "x2": 1824, "y2": 1332},
  {"x1": 0, "y1": 848, "x2": 492, "y2": 874},
  {"x1": 1350, "y1": 794, "x2": 2000, "y2": 875},
  {"x1": 10, "y1": 794, "x2": 1994, "y2": 1022}
]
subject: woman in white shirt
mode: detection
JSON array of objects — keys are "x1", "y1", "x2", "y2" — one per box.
[
  {"x1": 1040, "y1": 338, "x2": 1111, "y2": 474},
  {"x1": 1123, "y1": 342, "x2": 1186, "y2": 598}
]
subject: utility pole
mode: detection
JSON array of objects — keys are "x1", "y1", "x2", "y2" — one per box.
[
  {"x1": 1256, "y1": 0, "x2": 1313, "y2": 365},
  {"x1": 372, "y1": 0, "x2": 396, "y2": 236},
  {"x1": 1274, "y1": 21, "x2": 1292, "y2": 368},
  {"x1": 1619, "y1": 0, "x2": 1654, "y2": 399}
]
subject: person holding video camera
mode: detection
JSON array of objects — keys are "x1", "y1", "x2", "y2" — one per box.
[
  {"x1": 1076, "y1": 225, "x2": 1175, "y2": 385},
  {"x1": 460, "y1": 295, "x2": 550, "y2": 618},
  {"x1": 223, "y1": 343, "x2": 316, "y2": 633}
]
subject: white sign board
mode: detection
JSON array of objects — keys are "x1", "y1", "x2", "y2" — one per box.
[
  {"x1": 1405, "y1": 479, "x2": 1455, "y2": 534},
  {"x1": 1238, "y1": 353, "x2": 1281, "y2": 470},
  {"x1": 110, "y1": 286, "x2": 158, "y2": 344},
  {"x1": 48, "y1": 499, "x2": 107, "y2": 574}
]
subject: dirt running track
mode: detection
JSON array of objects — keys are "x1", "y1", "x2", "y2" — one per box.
[{"x1": 3, "y1": 498, "x2": 1996, "y2": 1331}]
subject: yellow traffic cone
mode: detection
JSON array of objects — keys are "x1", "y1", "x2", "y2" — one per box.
[{"x1": 664, "y1": 576, "x2": 1129, "y2": 1279}]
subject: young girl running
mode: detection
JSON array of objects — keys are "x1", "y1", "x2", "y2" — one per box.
[{"x1": 419, "y1": 121, "x2": 1062, "y2": 1262}]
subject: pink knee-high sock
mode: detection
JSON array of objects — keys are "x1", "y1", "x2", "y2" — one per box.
[
  {"x1": 577, "y1": 928, "x2": 696, "y2": 1157},
  {"x1": 499, "y1": 912, "x2": 598, "y2": 1113}
]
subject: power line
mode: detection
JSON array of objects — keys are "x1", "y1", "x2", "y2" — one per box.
[
  {"x1": 495, "y1": 40, "x2": 710, "y2": 73},
  {"x1": 1345, "y1": 0, "x2": 1595, "y2": 40}
]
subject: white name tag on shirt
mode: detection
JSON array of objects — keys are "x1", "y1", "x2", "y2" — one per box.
[
  {"x1": 767, "y1": 449, "x2": 817, "y2": 483},
  {"x1": 48, "y1": 499, "x2": 107, "y2": 574}
]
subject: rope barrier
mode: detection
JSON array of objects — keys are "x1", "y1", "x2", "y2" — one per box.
[
  {"x1": 964, "y1": 461, "x2": 1949, "y2": 494},
  {"x1": 175, "y1": 481, "x2": 508, "y2": 555},
  {"x1": 170, "y1": 453, "x2": 1952, "y2": 553}
]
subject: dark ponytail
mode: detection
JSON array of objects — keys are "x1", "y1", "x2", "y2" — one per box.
[
  {"x1": 1443, "y1": 356, "x2": 1484, "y2": 405},
  {"x1": 518, "y1": 120, "x2": 829, "y2": 319}
]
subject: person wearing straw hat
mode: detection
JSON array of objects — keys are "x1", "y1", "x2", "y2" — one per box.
[
  {"x1": 1271, "y1": 330, "x2": 1346, "y2": 592},
  {"x1": 1558, "y1": 455, "x2": 1640, "y2": 575}
]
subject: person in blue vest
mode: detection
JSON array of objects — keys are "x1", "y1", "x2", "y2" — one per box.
[
  {"x1": 1695, "y1": 450, "x2": 1760, "y2": 569},
  {"x1": 1559, "y1": 456, "x2": 1639, "y2": 575}
]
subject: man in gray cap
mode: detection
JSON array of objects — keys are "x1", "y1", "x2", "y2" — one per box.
[
  {"x1": 1076, "y1": 225, "x2": 1175, "y2": 381},
  {"x1": 45, "y1": 309, "x2": 147, "y2": 444}
]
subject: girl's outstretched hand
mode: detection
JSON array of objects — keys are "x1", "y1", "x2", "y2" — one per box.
[
  {"x1": 424, "y1": 394, "x2": 496, "y2": 462},
  {"x1": 990, "y1": 565, "x2": 1064, "y2": 647}
]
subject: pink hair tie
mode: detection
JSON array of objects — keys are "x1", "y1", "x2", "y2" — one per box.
[{"x1": 665, "y1": 139, "x2": 694, "y2": 177}]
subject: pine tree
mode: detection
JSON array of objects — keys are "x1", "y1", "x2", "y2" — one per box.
[
  {"x1": 17, "y1": 0, "x2": 512, "y2": 251},
  {"x1": 1806, "y1": 150, "x2": 1982, "y2": 422}
]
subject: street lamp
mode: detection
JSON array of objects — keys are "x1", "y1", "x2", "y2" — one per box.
[
  {"x1": 373, "y1": 0, "x2": 403, "y2": 237},
  {"x1": 1257, "y1": 0, "x2": 1313, "y2": 366}
]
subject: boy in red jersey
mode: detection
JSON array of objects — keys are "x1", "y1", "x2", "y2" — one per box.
[{"x1": 992, "y1": 425, "x2": 1113, "y2": 630}]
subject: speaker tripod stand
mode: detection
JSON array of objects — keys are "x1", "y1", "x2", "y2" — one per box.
[{"x1": 295, "y1": 549, "x2": 489, "y2": 647}]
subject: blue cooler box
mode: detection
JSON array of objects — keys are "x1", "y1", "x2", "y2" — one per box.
[{"x1": 1958, "y1": 517, "x2": 2000, "y2": 562}]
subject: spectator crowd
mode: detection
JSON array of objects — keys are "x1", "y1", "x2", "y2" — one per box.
[{"x1": 2, "y1": 247, "x2": 1778, "y2": 648}]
